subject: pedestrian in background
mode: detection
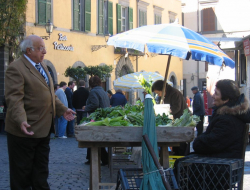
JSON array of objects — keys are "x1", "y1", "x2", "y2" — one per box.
[
  {"x1": 72, "y1": 80, "x2": 89, "y2": 125},
  {"x1": 110, "y1": 89, "x2": 127, "y2": 107},
  {"x1": 191, "y1": 86, "x2": 205, "y2": 136},
  {"x1": 65, "y1": 81, "x2": 75, "y2": 137},
  {"x1": 4, "y1": 35, "x2": 75, "y2": 189},
  {"x1": 55, "y1": 82, "x2": 68, "y2": 139},
  {"x1": 54, "y1": 83, "x2": 59, "y2": 92},
  {"x1": 186, "y1": 95, "x2": 190, "y2": 107},
  {"x1": 107, "y1": 90, "x2": 113, "y2": 99},
  {"x1": 82, "y1": 76, "x2": 110, "y2": 166}
]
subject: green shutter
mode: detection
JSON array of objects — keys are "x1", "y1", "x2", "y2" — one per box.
[
  {"x1": 85, "y1": 0, "x2": 91, "y2": 32},
  {"x1": 98, "y1": 0, "x2": 104, "y2": 34},
  {"x1": 116, "y1": 4, "x2": 121, "y2": 33},
  {"x1": 129, "y1": 7, "x2": 133, "y2": 29},
  {"x1": 139, "y1": 10, "x2": 141, "y2": 27},
  {"x1": 46, "y1": 1, "x2": 51, "y2": 22},
  {"x1": 144, "y1": 11, "x2": 147, "y2": 26},
  {"x1": 38, "y1": 0, "x2": 46, "y2": 24},
  {"x1": 73, "y1": 0, "x2": 80, "y2": 30},
  {"x1": 108, "y1": 1, "x2": 113, "y2": 35}
]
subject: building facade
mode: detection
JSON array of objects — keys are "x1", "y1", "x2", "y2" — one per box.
[
  {"x1": 4, "y1": 0, "x2": 183, "y2": 105},
  {"x1": 181, "y1": 0, "x2": 250, "y2": 101}
]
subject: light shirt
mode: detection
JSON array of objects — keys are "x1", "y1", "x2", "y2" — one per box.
[{"x1": 24, "y1": 54, "x2": 50, "y2": 85}]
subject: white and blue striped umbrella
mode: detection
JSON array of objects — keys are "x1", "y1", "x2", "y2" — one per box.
[
  {"x1": 107, "y1": 23, "x2": 235, "y2": 68},
  {"x1": 113, "y1": 71, "x2": 172, "y2": 92}
]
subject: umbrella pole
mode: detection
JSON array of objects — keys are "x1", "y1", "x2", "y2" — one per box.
[
  {"x1": 142, "y1": 134, "x2": 172, "y2": 190},
  {"x1": 160, "y1": 55, "x2": 172, "y2": 104}
]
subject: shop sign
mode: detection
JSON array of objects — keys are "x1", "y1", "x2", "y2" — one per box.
[
  {"x1": 53, "y1": 33, "x2": 74, "y2": 51},
  {"x1": 243, "y1": 39, "x2": 250, "y2": 56}
]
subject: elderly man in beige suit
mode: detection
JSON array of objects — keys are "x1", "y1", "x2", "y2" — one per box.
[{"x1": 5, "y1": 35, "x2": 75, "y2": 190}]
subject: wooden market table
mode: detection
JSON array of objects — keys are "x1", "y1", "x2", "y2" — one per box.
[{"x1": 75, "y1": 125, "x2": 195, "y2": 190}]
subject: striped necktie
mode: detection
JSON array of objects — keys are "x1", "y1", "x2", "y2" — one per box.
[{"x1": 35, "y1": 64, "x2": 49, "y2": 85}]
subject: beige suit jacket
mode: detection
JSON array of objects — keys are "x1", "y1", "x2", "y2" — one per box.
[{"x1": 5, "y1": 55, "x2": 67, "y2": 138}]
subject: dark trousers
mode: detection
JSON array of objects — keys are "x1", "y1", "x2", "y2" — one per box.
[
  {"x1": 196, "y1": 115, "x2": 204, "y2": 136},
  {"x1": 76, "y1": 111, "x2": 87, "y2": 125},
  {"x1": 7, "y1": 133, "x2": 50, "y2": 190},
  {"x1": 86, "y1": 147, "x2": 109, "y2": 164}
]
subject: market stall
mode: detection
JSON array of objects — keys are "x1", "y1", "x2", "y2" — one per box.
[{"x1": 75, "y1": 125, "x2": 194, "y2": 190}]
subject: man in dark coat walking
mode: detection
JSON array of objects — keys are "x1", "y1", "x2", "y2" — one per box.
[
  {"x1": 65, "y1": 81, "x2": 75, "y2": 137},
  {"x1": 72, "y1": 80, "x2": 89, "y2": 125},
  {"x1": 191, "y1": 86, "x2": 205, "y2": 136}
]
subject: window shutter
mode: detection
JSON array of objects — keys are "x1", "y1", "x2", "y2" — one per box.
[
  {"x1": 139, "y1": 10, "x2": 142, "y2": 27},
  {"x1": 73, "y1": 0, "x2": 80, "y2": 30},
  {"x1": 117, "y1": 4, "x2": 121, "y2": 33},
  {"x1": 128, "y1": 7, "x2": 133, "y2": 29},
  {"x1": 144, "y1": 11, "x2": 147, "y2": 26},
  {"x1": 46, "y1": 1, "x2": 51, "y2": 22},
  {"x1": 38, "y1": 0, "x2": 46, "y2": 24},
  {"x1": 98, "y1": 0, "x2": 104, "y2": 34},
  {"x1": 108, "y1": 1, "x2": 113, "y2": 35},
  {"x1": 85, "y1": 0, "x2": 91, "y2": 32},
  {"x1": 202, "y1": 7, "x2": 215, "y2": 31}
]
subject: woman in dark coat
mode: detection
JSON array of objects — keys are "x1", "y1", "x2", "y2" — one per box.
[
  {"x1": 193, "y1": 79, "x2": 250, "y2": 158},
  {"x1": 82, "y1": 76, "x2": 110, "y2": 165}
]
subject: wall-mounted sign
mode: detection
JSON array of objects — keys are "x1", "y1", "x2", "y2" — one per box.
[
  {"x1": 243, "y1": 39, "x2": 250, "y2": 56},
  {"x1": 53, "y1": 33, "x2": 74, "y2": 51}
]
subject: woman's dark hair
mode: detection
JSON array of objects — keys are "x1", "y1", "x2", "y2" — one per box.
[
  {"x1": 152, "y1": 80, "x2": 168, "y2": 92},
  {"x1": 54, "y1": 84, "x2": 59, "y2": 90},
  {"x1": 215, "y1": 79, "x2": 240, "y2": 102},
  {"x1": 89, "y1": 76, "x2": 101, "y2": 88},
  {"x1": 107, "y1": 90, "x2": 113, "y2": 96}
]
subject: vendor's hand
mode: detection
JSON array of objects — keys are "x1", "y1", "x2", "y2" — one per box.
[
  {"x1": 82, "y1": 106, "x2": 85, "y2": 110},
  {"x1": 63, "y1": 109, "x2": 76, "y2": 121},
  {"x1": 20, "y1": 121, "x2": 34, "y2": 135}
]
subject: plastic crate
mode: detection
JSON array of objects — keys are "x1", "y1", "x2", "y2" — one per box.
[
  {"x1": 116, "y1": 168, "x2": 179, "y2": 190},
  {"x1": 177, "y1": 156, "x2": 243, "y2": 190}
]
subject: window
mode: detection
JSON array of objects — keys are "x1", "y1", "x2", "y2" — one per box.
[
  {"x1": 154, "y1": 14, "x2": 161, "y2": 24},
  {"x1": 73, "y1": 0, "x2": 91, "y2": 32},
  {"x1": 153, "y1": 5, "x2": 163, "y2": 25},
  {"x1": 139, "y1": 10, "x2": 147, "y2": 27},
  {"x1": 38, "y1": 0, "x2": 52, "y2": 24},
  {"x1": 98, "y1": 0, "x2": 113, "y2": 35},
  {"x1": 169, "y1": 11, "x2": 177, "y2": 23},
  {"x1": 240, "y1": 54, "x2": 246, "y2": 85},
  {"x1": 117, "y1": 4, "x2": 133, "y2": 33},
  {"x1": 202, "y1": 7, "x2": 216, "y2": 32}
]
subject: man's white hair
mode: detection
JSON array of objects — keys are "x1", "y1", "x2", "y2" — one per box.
[{"x1": 19, "y1": 35, "x2": 41, "y2": 53}]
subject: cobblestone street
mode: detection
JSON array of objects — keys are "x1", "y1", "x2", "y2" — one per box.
[{"x1": 0, "y1": 134, "x2": 250, "y2": 190}]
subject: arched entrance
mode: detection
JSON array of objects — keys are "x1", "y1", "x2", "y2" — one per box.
[
  {"x1": 169, "y1": 71, "x2": 177, "y2": 89},
  {"x1": 72, "y1": 61, "x2": 88, "y2": 89},
  {"x1": 43, "y1": 59, "x2": 57, "y2": 84},
  {"x1": 115, "y1": 56, "x2": 134, "y2": 104}
]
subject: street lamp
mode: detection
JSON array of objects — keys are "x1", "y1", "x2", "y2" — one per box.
[{"x1": 41, "y1": 20, "x2": 53, "y2": 40}]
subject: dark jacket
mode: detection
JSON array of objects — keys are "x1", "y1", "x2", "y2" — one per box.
[
  {"x1": 85, "y1": 86, "x2": 110, "y2": 113},
  {"x1": 65, "y1": 87, "x2": 73, "y2": 109},
  {"x1": 164, "y1": 85, "x2": 188, "y2": 119},
  {"x1": 192, "y1": 91, "x2": 205, "y2": 116},
  {"x1": 193, "y1": 94, "x2": 250, "y2": 159},
  {"x1": 110, "y1": 92, "x2": 127, "y2": 107},
  {"x1": 72, "y1": 87, "x2": 89, "y2": 109}
]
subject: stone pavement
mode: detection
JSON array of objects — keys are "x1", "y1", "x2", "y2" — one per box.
[{"x1": 0, "y1": 133, "x2": 250, "y2": 190}]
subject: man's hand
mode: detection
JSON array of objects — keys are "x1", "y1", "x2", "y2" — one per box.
[
  {"x1": 20, "y1": 121, "x2": 34, "y2": 135},
  {"x1": 63, "y1": 109, "x2": 76, "y2": 121}
]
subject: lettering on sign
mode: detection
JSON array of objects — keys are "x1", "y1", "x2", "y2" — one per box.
[{"x1": 53, "y1": 33, "x2": 74, "y2": 51}]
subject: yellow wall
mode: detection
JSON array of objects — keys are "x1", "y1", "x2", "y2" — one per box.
[{"x1": 25, "y1": 0, "x2": 183, "y2": 92}]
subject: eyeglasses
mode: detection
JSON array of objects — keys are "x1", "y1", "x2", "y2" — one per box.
[{"x1": 30, "y1": 47, "x2": 47, "y2": 52}]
